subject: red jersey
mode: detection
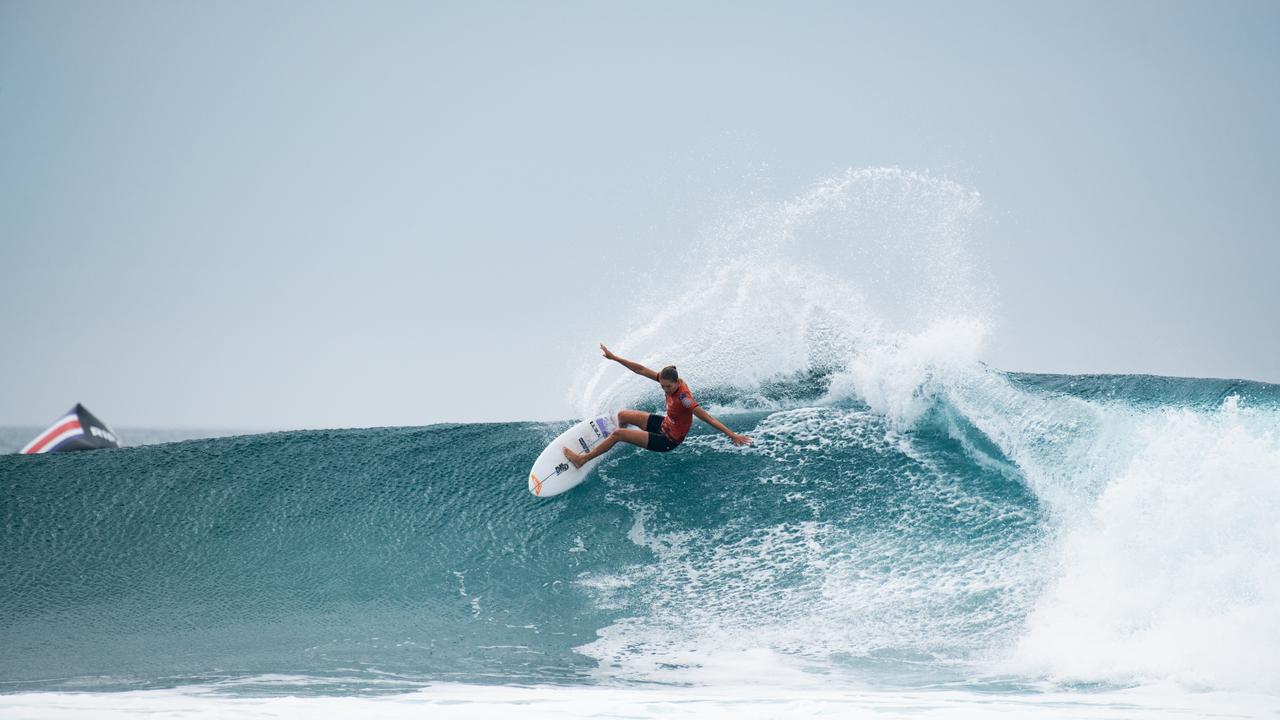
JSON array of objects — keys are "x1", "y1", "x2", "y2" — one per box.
[{"x1": 660, "y1": 380, "x2": 698, "y2": 443}]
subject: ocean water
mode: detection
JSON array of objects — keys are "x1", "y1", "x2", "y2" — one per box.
[
  {"x1": 3, "y1": 371, "x2": 1279, "y2": 718},
  {"x1": 3, "y1": 169, "x2": 1278, "y2": 718}
]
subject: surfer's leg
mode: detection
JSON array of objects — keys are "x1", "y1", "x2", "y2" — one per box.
[
  {"x1": 618, "y1": 409, "x2": 648, "y2": 428},
  {"x1": 564, "y1": 428, "x2": 649, "y2": 468}
]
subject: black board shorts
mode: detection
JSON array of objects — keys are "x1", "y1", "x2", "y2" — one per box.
[{"x1": 644, "y1": 413, "x2": 680, "y2": 452}]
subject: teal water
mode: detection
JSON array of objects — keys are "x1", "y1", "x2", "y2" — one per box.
[{"x1": 3, "y1": 370, "x2": 1279, "y2": 698}]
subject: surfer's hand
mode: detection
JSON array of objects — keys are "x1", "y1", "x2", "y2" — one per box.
[
  {"x1": 731, "y1": 433, "x2": 752, "y2": 446},
  {"x1": 600, "y1": 343, "x2": 616, "y2": 360}
]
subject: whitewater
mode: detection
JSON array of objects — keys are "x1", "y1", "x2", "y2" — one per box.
[{"x1": 3, "y1": 169, "x2": 1278, "y2": 718}]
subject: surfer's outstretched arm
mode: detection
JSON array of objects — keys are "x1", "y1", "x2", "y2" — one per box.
[
  {"x1": 600, "y1": 343, "x2": 659, "y2": 381},
  {"x1": 693, "y1": 406, "x2": 752, "y2": 446}
]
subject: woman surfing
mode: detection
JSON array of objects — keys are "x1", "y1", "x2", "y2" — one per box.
[{"x1": 563, "y1": 344, "x2": 751, "y2": 468}]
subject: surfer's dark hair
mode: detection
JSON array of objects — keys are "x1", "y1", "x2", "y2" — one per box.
[{"x1": 659, "y1": 365, "x2": 679, "y2": 382}]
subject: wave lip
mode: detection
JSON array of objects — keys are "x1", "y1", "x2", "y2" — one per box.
[{"x1": 1007, "y1": 395, "x2": 1280, "y2": 692}]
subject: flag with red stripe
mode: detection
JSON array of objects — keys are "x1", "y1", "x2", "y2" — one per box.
[{"x1": 20, "y1": 404, "x2": 119, "y2": 454}]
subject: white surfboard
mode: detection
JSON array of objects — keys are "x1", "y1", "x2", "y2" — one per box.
[{"x1": 528, "y1": 413, "x2": 619, "y2": 497}]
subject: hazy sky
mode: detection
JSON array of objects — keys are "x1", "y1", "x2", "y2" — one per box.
[{"x1": 2, "y1": 1, "x2": 1278, "y2": 429}]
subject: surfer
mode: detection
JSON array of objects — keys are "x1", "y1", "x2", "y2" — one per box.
[{"x1": 563, "y1": 344, "x2": 751, "y2": 468}]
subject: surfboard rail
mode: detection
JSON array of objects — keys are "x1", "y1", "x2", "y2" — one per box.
[{"x1": 527, "y1": 413, "x2": 619, "y2": 497}]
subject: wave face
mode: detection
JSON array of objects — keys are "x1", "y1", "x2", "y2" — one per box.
[
  {"x1": 3, "y1": 371, "x2": 1279, "y2": 694},
  {"x1": 4, "y1": 169, "x2": 1278, "y2": 697}
]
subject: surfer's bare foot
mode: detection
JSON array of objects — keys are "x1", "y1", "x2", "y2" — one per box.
[{"x1": 563, "y1": 446, "x2": 585, "y2": 469}]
